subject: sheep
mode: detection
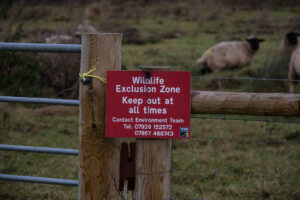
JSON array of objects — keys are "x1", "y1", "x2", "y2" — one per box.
[
  {"x1": 45, "y1": 20, "x2": 97, "y2": 44},
  {"x1": 288, "y1": 45, "x2": 300, "y2": 93},
  {"x1": 196, "y1": 36, "x2": 265, "y2": 74},
  {"x1": 74, "y1": 20, "x2": 97, "y2": 36},
  {"x1": 278, "y1": 31, "x2": 300, "y2": 60},
  {"x1": 276, "y1": 31, "x2": 300, "y2": 93},
  {"x1": 45, "y1": 35, "x2": 79, "y2": 44}
]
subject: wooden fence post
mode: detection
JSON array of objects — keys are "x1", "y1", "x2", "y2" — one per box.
[
  {"x1": 79, "y1": 33, "x2": 122, "y2": 200},
  {"x1": 134, "y1": 66, "x2": 172, "y2": 200},
  {"x1": 191, "y1": 91, "x2": 300, "y2": 116}
]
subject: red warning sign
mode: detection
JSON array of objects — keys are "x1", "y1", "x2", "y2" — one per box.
[{"x1": 105, "y1": 71, "x2": 190, "y2": 139}]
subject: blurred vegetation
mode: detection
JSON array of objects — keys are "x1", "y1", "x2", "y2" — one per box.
[
  {"x1": 0, "y1": 0, "x2": 299, "y2": 97},
  {"x1": 0, "y1": 0, "x2": 300, "y2": 199}
]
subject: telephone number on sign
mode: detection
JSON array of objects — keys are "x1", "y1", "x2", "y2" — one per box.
[
  {"x1": 134, "y1": 124, "x2": 151, "y2": 129},
  {"x1": 134, "y1": 130, "x2": 151, "y2": 136},
  {"x1": 154, "y1": 124, "x2": 172, "y2": 130},
  {"x1": 134, "y1": 130, "x2": 174, "y2": 137},
  {"x1": 134, "y1": 124, "x2": 172, "y2": 130},
  {"x1": 153, "y1": 131, "x2": 174, "y2": 136}
]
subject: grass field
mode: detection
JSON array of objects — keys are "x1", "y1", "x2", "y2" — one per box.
[
  {"x1": 0, "y1": 1, "x2": 300, "y2": 199},
  {"x1": 1, "y1": 105, "x2": 299, "y2": 199}
]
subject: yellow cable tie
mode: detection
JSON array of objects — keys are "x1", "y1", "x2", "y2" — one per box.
[{"x1": 79, "y1": 67, "x2": 106, "y2": 84}]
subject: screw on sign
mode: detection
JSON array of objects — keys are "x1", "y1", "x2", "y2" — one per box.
[{"x1": 105, "y1": 70, "x2": 191, "y2": 139}]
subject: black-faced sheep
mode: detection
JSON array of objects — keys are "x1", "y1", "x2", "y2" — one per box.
[
  {"x1": 278, "y1": 31, "x2": 300, "y2": 59},
  {"x1": 196, "y1": 36, "x2": 265, "y2": 74},
  {"x1": 277, "y1": 31, "x2": 300, "y2": 93}
]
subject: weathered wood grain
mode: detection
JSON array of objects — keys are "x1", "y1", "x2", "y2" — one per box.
[
  {"x1": 134, "y1": 66, "x2": 172, "y2": 200},
  {"x1": 191, "y1": 91, "x2": 300, "y2": 116},
  {"x1": 79, "y1": 33, "x2": 122, "y2": 200}
]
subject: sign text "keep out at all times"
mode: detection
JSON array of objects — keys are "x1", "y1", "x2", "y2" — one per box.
[{"x1": 105, "y1": 71, "x2": 190, "y2": 139}]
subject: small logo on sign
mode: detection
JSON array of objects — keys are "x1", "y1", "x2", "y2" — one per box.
[{"x1": 180, "y1": 127, "x2": 189, "y2": 138}]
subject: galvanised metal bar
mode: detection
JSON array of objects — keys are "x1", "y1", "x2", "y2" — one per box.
[
  {"x1": 0, "y1": 174, "x2": 78, "y2": 186},
  {"x1": 0, "y1": 144, "x2": 78, "y2": 155},
  {"x1": 0, "y1": 96, "x2": 79, "y2": 106},
  {"x1": 0, "y1": 42, "x2": 81, "y2": 53}
]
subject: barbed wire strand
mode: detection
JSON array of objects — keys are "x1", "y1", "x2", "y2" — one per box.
[
  {"x1": 191, "y1": 115, "x2": 300, "y2": 124},
  {"x1": 172, "y1": 168, "x2": 300, "y2": 182},
  {"x1": 172, "y1": 196, "x2": 206, "y2": 200},
  {"x1": 188, "y1": 136, "x2": 300, "y2": 145},
  {"x1": 136, "y1": 168, "x2": 300, "y2": 182}
]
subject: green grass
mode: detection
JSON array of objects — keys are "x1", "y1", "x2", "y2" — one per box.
[
  {"x1": 1, "y1": 105, "x2": 299, "y2": 199},
  {"x1": 172, "y1": 117, "x2": 300, "y2": 199},
  {"x1": 0, "y1": 105, "x2": 78, "y2": 200}
]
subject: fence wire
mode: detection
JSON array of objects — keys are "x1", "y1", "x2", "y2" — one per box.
[
  {"x1": 192, "y1": 115, "x2": 300, "y2": 124},
  {"x1": 192, "y1": 75, "x2": 300, "y2": 82}
]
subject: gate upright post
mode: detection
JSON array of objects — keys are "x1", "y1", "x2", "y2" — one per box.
[{"x1": 79, "y1": 33, "x2": 122, "y2": 200}]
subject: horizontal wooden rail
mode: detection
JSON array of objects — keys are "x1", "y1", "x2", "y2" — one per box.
[{"x1": 191, "y1": 91, "x2": 300, "y2": 116}]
